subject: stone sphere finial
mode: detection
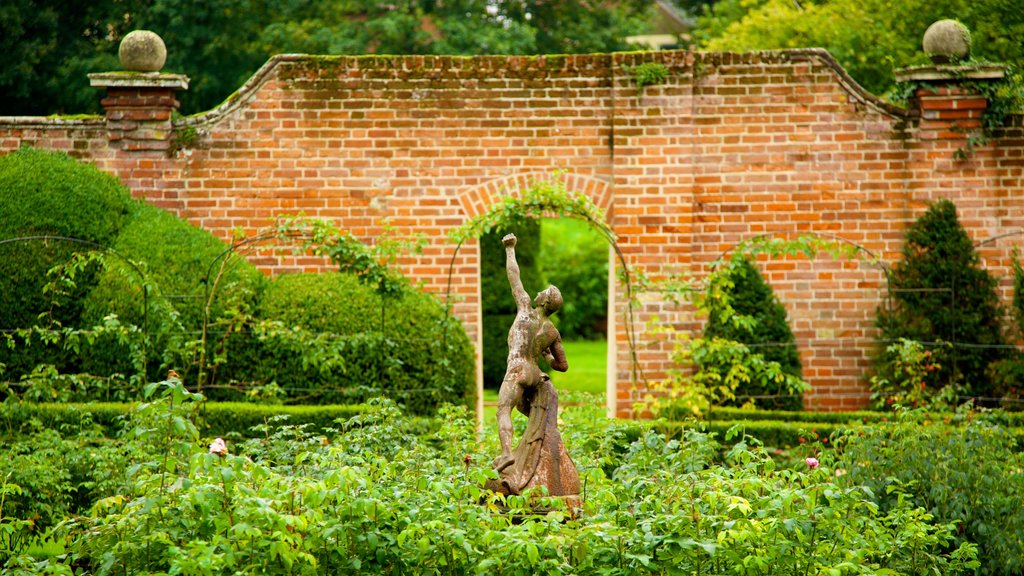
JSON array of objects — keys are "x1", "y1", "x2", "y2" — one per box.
[
  {"x1": 119, "y1": 30, "x2": 167, "y2": 72},
  {"x1": 923, "y1": 20, "x2": 971, "y2": 64}
]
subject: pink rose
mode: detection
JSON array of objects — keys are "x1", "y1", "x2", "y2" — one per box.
[
  {"x1": 209, "y1": 437, "x2": 228, "y2": 456},
  {"x1": 805, "y1": 457, "x2": 819, "y2": 469}
]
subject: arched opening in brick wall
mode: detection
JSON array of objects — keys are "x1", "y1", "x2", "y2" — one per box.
[{"x1": 453, "y1": 173, "x2": 617, "y2": 423}]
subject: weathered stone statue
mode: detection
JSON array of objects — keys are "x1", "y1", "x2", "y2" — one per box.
[{"x1": 486, "y1": 233, "x2": 580, "y2": 502}]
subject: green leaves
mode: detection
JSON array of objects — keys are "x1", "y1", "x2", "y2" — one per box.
[
  {"x1": 1, "y1": 398, "x2": 996, "y2": 574},
  {"x1": 449, "y1": 176, "x2": 614, "y2": 247}
]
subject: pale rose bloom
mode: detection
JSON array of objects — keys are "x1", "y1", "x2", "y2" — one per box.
[
  {"x1": 209, "y1": 437, "x2": 228, "y2": 456},
  {"x1": 835, "y1": 468, "x2": 847, "y2": 478},
  {"x1": 805, "y1": 457, "x2": 820, "y2": 469}
]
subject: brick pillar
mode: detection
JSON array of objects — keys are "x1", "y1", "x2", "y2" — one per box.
[
  {"x1": 87, "y1": 73, "x2": 189, "y2": 152},
  {"x1": 894, "y1": 64, "x2": 1005, "y2": 143}
]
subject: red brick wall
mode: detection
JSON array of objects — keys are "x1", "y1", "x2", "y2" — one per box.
[{"x1": 2, "y1": 49, "x2": 1022, "y2": 417}]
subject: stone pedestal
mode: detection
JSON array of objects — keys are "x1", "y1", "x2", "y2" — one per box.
[
  {"x1": 894, "y1": 64, "x2": 1006, "y2": 151},
  {"x1": 484, "y1": 378, "x2": 581, "y2": 510},
  {"x1": 88, "y1": 73, "x2": 189, "y2": 152}
]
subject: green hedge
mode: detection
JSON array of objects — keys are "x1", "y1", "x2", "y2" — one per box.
[
  {"x1": 222, "y1": 272, "x2": 476, "y2": 415},
  {"x1": 661, "y1": 403, "x2": 1024, "y2": 427},
  {"x1": 0, "y1": 401, "x2": 373, "y2": 439},
  {"x1": 80, "y1": 201, "x2": 265, "y2": 380},
  {"x1": 0, "y1": 147, "x2": 134, "y2": 377}
]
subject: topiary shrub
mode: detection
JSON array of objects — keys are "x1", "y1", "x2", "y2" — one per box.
[
  {"x1": 0, "y1": 147, "x2": 133, "y2": 379},
  {"x1": 81, "y1": 201, "x2": 264, "y2": 383},
  {"x1": 704, "y1": 257, "x2": 804, "y2": 410},
  {"x1": 540, "y1": 218, "x2": 608, "y2": 340},
  {"x1": 480, "y1": 217, "x2": 544, "y2": 389},
  {"x1": 874, "y1": 199, "x2": 1007, "y2": 400},
  {"x1": 222, "y1": 272, "x2": 475, "y2": 415}
]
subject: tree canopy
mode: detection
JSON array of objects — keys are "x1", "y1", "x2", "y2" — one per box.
[
  {"x1": 0, "y1": 0, "x2": 653, "y2": 116},
  {"x1": 694, "y1": 0, "x2": 1024, "y2": 97}
]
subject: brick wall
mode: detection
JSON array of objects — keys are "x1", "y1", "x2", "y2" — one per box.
[{"x1": 2, "y1": 49, "x2": 1022, "y2": 417}]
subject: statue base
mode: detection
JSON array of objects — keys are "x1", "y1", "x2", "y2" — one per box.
[
  {"x1": 483, "y1": 377, "x2": 581, "y2": 520},
  {"x1": 479, "y1": 488, "x2": 583, "y2": 523}
]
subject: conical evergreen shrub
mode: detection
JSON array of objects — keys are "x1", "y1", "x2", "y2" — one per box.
[
  {"x1": 875, "y1": 199, "x2": 1007, "y2": 398},
  {"x1": 704, "y1": 257, "x2": 804, "y2": 410}
]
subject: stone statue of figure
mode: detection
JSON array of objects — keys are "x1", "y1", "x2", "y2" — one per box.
[{"x1": 487, "y1": 233, "x2": 580, "y2": 501}]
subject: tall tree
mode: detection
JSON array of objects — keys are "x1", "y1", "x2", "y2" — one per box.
[
  {"x1": 0, "y1": 0, "x2": 653, "y2": 116},
  {"x1": 695, "y1": 0, "x2": 1024, "y2": 97}
]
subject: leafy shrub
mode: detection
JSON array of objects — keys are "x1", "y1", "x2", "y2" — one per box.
[
  {"x1": 0, "y1": 147, "x2": 133, "y2": 377},
  {"x1": 875, "y1": 199, "x2": 1007, "y2": 399},
  {"x1": 480, "y1": 217, "x2": 544, "y2": 388},
  {"x1": 657, "y1": 251, "x2": 809, "y2": 418},
  {"x1": 540, "y1": 218, "x2": 608, "y2": 340},
  {"x1": 223, "y1": 272, "x2": 475, "y2": 415},
  {"x1": 836, "y1": 413, "x2": 1024, "y2": 575},
  {"x1": 704, "y1": 257, "x2": 803, "y2": 410},
  {"x1": 9, "y1": 391, "x2": 979, "y2": 575},
  {"x1": 80, "y1": 201, "x2": 264, "y2": 382}
]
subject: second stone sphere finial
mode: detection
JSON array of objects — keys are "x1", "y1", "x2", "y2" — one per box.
[{"x1": 923, "y1": 20, "x2": 972, "y2": 65}]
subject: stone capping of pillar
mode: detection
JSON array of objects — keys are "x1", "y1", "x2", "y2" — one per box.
[
  {"x1": 894, "y1": 63, "x2": 1006, "y2": 83},
  {"x1": 88, "y1": 72, "x2": 189, "y2": 90}
]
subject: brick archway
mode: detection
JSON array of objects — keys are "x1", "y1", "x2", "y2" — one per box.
[
  {"x1": 457, "y1": 171, "x2": 616, "y2": 422},
  {"x1": 457, "y1": 172, "x2": 614, "y2": 219}
]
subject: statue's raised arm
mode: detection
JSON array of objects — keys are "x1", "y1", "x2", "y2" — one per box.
[{"x1": 503, "y1": 233, "x2": 531, "y2": 311}]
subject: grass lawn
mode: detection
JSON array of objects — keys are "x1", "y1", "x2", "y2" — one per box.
[
  {"x1": 548, "y1": 339, "x2": 606, "y2": 395},
  {"x1": 481, "y1": 338, "x2": 607, "y2": 422}
]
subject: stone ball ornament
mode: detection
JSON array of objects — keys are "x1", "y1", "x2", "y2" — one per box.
[
  {"x1": 119, "y1": 30, "x2": 168, "y2": 72},
  {"x1": 923, "y1": 19, "x2": 972, "y2": 64}
]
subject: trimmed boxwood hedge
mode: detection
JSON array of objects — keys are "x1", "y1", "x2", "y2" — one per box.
[
  {"x1": 0, "y1": 147, "x2": 134, "y2": 376},
  {"x1": 3, "y1": 401, "x2": 1022, "y2": 452},
  {"x1": 0, "y1": 402, "x2": 372, "y2": 439},
  {"x1": 221, "y1": 272, "x2": 476, "y2": 415}
]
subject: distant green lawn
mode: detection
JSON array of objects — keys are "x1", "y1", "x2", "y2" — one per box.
[
  {"x1": 548, "y1": 339, "x2": 606, "y2": 395},
  {"x1": 482, "y1": 339, "x2": 606, "y2": 421}
]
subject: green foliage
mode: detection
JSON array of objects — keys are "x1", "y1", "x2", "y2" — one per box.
[
  {"x1": 836, "y1": 412, "x2": 1024, "y2": 575},
  {"x1": 875, "y1": 199, "x2": 1007, "y2": 398},
  {"x1": 1, "y1": 396, "x2": 986, "y2": 574},
  {"x1": 81, "y1": 201, "x2": 265, "y2": 383},
  {"x1": 704, "y1": 257, "x2": 803, "y2": 410},
  {"x1": 0, "y1": 147, "x2": 134, "y2": 378},
  {"x1": 450, "y1": 176, "x2": 614, "y2": 247},
  {"x1": 870, "y1": 338, "x2": 961, "y2": 409},
  {"x1": 2, "y1": 1, "x2": 654, "y2": 116},
  {"x1": 480, "y1": 218, "x2": 543, "y2": 388},
  {"x1": 654, "y1": 235, "x2": 856, "y2": 417},
  {"x1": 695, "y1": 0, "x2": 1024, "y2": 99},
  {"x1": 275, "y1": 216, "x2": 426, "y2": 298},
  {"x1": 631, "y1": 62, "x2": 669, "y2": 91},
  {"x1": 224, "y1": 272, "x2": 475, "y2": 414},
  {"x1": 540, "y1": 219, "x2": 608, "y2": 341},
  {"x1": 0, "y1": 401, "x2": 372, "y2": 440}
]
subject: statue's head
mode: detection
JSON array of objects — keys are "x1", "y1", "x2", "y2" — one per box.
[{"x1": 534, "y1": 285, "x2": 563, "y2": 315}]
